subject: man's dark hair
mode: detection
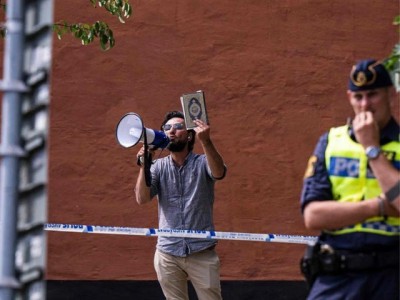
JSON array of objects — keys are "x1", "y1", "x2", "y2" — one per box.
[{"x1": 161, "y1": 111, "x2": 195, "y2": 152}]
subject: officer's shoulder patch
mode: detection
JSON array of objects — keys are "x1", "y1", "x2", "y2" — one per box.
[{"x1": 304, "y1": 155, "x2": 317, "y2": 179}]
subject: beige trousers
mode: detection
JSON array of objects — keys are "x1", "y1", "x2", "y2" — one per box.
[{"x1": 154, "y1": 248, "x2": 222, "y2": 300}]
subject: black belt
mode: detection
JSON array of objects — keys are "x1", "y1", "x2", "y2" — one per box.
[
  {"x1": 318, "y1": 249, "x2": 399, "y2": 273},
  {"x1": 300, "y1": 244, "x2": 399, "y2": 288}
]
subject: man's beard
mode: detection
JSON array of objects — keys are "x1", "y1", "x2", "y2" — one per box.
[{"x1": 167, "y1": 140, "x2": 187, "y2": 152}]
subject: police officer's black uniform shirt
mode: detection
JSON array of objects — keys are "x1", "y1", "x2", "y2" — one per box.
[{"x1": 300, "y1": 117, "x2": 400, "y2": 251}]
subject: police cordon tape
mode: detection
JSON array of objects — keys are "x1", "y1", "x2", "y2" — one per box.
[{"x1": 44, "y1": 223, "x2": 317, "y2": 245}]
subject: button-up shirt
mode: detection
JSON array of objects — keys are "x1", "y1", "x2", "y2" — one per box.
[{"x1": 150, "y1": 152, "x2": 220, "y2": 257}]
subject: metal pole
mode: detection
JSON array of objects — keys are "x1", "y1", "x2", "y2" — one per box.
[{"x1": 0, "y1": 0, "x2": 26, "y2": 299}]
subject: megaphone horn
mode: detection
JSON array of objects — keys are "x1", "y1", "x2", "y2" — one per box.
[{"x1": 115, "y1": 113, "x2": 170, "y2": 149}]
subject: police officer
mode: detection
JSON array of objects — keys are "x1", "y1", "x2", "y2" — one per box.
[{"x1": 300, "y1": 59, "x2": 400, "y2": 300}]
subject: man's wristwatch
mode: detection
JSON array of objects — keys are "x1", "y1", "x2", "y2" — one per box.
[{"x1": 365, "y1": 146, "x2": 381, "y2": 160}]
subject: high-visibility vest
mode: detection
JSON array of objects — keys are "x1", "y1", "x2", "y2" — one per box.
[{"x1": 324, "y1": 125, "x2": 400, "y2": 236}]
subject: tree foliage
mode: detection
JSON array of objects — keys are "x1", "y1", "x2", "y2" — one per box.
[
  {"x1": 383, "y1": 15, "x2": 400, "y2": 91},
  {"x1": 53, "y1": 0, "x2": 132, "y2": 51},
  {"x1": 0, "y1": 0, "x2": 132, "y2": 51}
]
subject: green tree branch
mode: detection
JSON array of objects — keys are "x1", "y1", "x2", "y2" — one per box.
[
  {"x1": 383, "y1": 15, "x2": 400, "y2": 91},
  {"x1": 0, "y1": 0, "x2": 132, "y2": 51},
  {"x1": 90, "y1": 0, "x2": 133, "y2": 24},
  {"x1": 53, "y1": 21, "x2": 116, "y2": 51},
  {"x1": 54, "y1": 0, "x2": 132, "y2": 50}
]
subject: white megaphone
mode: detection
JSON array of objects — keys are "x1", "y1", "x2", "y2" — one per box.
[{"x1": 115, "y1": 113, "x2": 170, "y2": 149}]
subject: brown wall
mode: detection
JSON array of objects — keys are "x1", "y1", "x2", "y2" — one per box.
[{"x1": 46, "y1": 0, "x2": 399, "y2": 280}]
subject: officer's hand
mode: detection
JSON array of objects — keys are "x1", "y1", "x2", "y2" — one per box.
[{"x1": 353, "y1": 111, "x2": 380, "y2": 148}]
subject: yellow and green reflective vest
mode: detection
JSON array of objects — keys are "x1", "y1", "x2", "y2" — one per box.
[{"x1": 324, "y1": 125, "x2": 400, "y2": 236}]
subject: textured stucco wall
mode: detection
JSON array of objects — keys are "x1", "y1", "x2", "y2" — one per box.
[{"x1": 46, "y1": 0, "x2": 399, "y2": 280}]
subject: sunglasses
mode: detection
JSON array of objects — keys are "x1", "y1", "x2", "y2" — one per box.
[{"x1": 162, "y1": 122, "x2": 185, "y2": 131}]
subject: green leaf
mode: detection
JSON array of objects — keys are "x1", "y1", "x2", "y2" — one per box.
[
  {"x1": 393, "y1": 15, "x2": 400, "y2": 25},
  {"x1": 49, "y1": 0, "x2": 133, "y2": 51}
]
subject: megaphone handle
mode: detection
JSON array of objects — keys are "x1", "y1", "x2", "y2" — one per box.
[
  {"x1": 144, "y1": 152, "x2": 152, "y2": 187},
  {"x1": 139, "y1": 122, "x2": 150, "y2": 187},
  {"x1": 142, "y1": 125, "x2": 152, "y2": 187}
]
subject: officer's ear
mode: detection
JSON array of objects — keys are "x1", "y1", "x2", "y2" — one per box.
[{"x1": 346, "y1": 90, "x2": 352, "y2": 102}]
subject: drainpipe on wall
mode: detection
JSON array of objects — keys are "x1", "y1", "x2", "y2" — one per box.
[{"x1": 0, "y1": 0, "x2": 26, "y2": 299}]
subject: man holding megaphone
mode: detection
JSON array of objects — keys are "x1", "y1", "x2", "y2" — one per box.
[{"x1": 135, "y1": 110, "x2": 227, "y2": 300}]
